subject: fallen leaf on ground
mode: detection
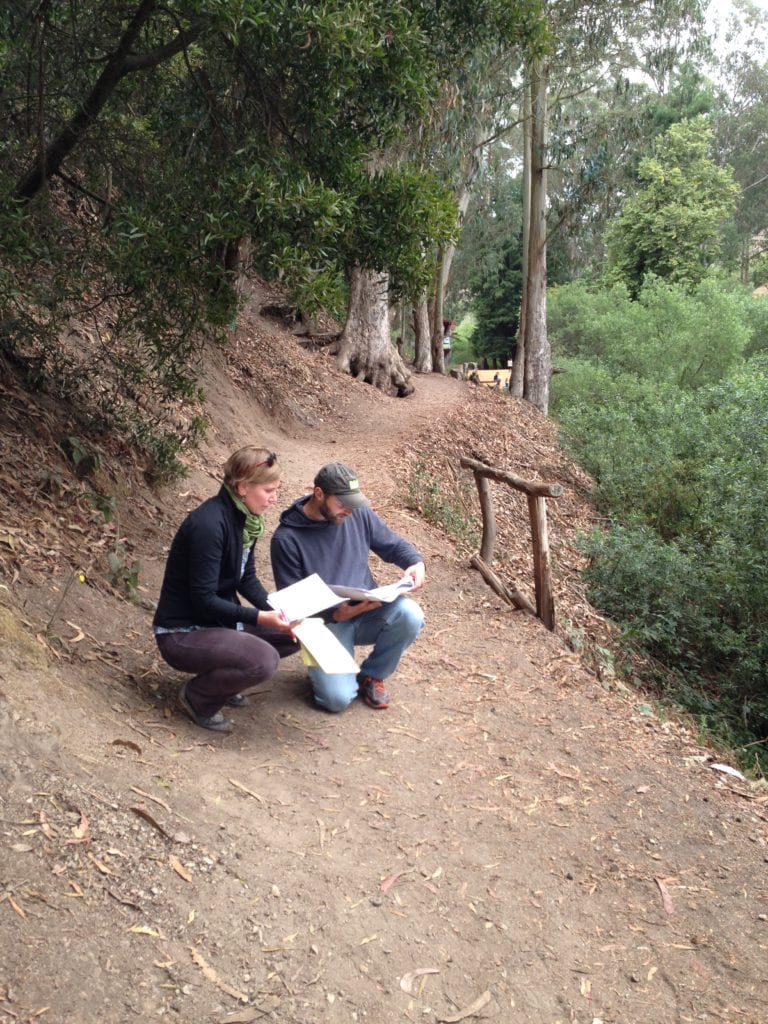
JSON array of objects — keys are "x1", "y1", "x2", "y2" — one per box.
[
  {"x1": 130, "y1": 804, "x2": 170, "y2": 838},
  {"x1": 710, "y1": 763, "x2": 746, "y2": 782},
  {"x1": 111, "y1": 739, "x2": 142, "y2": 755},
  {"x1": 437, "y1": 990, "x2": 491, "y2": 1022},
  {"x1": 380, "y1": 869, "x2": 413, "y2": 894},
  {"x1": 229, "y1": 778, "x2": 266, "y2": 805},
  {"x1": 655, "y1": 876, "x2": 676, "y2": 915},
  {"x1": 190, "y1": 946, "x2": 248, "y2": 1002},
  {"x1": 169, "y1": 854, "x2": 193, "y2": 882},
  {"x1": 8, "y1": 896, "x2": 27, "y2": 919},
  {"x1": 38, "y1": 810, "x2": 56, "y2": 839},
  {"x1": 400, "y1": 968, "x2": 440, "y2": 995},
  {"x1": 64, "y1": 621, "x2": 84, "y2": 642},
  {"x1": 129, "y1": 786, "x2": 172, "y2": 813},
  {"x1": 87, "y1": 852, "x2": 114, "y2": 876},
  {"x1": 128, "y1": 924, "x2": 165, "y2": 938},
  {"x1": 71, "y1": 811, "x2": 89, "y2": 840},
  {"x1": 547, "y1": 762, "x2": 580, "y2": 780}
]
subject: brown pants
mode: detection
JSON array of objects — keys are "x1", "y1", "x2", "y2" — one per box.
[{"x1": 156, "y1": 625, "x2": 297, "y2": 718}]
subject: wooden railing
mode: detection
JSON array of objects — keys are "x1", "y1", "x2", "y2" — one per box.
[{"x1": 460, "y1": 456, "x2": 563, "y2": 631}]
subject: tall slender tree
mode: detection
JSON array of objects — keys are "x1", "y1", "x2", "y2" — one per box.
[{"x1": 511, "y1": 0, "x2": 706, "y2": 412}]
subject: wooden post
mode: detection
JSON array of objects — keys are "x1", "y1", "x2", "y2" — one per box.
[
  {"x1": 527, "y1": 494, "x2": 555, "y2": 631},
  {"x1": 470, "y1": 555, "x2": 537, "y2": 615},
  {"x1": 476, "y1": 473, "x2": 496, "y2": 562},
  {"x1": 459, "y1": 457, "x2": 563, "y2": 498},
  {"x1": 459, "y1": 455, "x2": 561, "y2": 631}
]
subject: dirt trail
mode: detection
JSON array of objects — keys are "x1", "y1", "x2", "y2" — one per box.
[{"x1": 1, "y1": 323, "x2": 767, "y2": 1024}]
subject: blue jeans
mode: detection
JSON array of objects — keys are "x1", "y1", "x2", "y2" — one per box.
[{"x1": 309, "y1": 596, "x2": 424, "y2": 712}]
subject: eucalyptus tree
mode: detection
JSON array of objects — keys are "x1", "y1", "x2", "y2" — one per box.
[
  {"x1": 605, "y1": 116, "x2": 740, "y2": 295},
  {"x1": 512, "y1": 0, "x2": 706, "y2": 413},
  {"x1": 450, "y1": 149, "x2": 525, "y2": 339},
  {"x1": 544, "y1": 62, "x2": 715, "y2": 282},
  {"x1": 406, "y1": 61, "x2": 522, "y2": 376},
  {"x1": 335, "y1": 0, "x2": 546, "y2": 393},
  {"x1": 711, "y1": 1, "x2": 768, "y2": 283}
]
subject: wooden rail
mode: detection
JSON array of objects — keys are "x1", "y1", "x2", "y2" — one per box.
[{"x1": 459, "y1": 456, "x2": 563, "y2": 631}]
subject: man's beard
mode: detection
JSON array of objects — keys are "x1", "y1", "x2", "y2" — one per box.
[{"x1": 319, "y1": 497, "x2": 346, "y2": 526}]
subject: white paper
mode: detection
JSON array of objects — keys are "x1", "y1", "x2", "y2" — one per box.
[
  {"x1": 291, "y1": 618, "x2": 359, "y2": 674},
  {"x1": 329, "y1": 576, "x2": 414, "y2": 604},
  {"x1": 267, "y1": 573, "x2": 343, "y2": 621}
]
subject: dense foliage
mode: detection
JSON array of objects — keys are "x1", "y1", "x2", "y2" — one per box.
[
  {"x1": 605, "y1": 117, "x2": 740, "y2": 296},
  {"x1": 469, "y1": 230, "x2": 523, "y2": 369},
  {"x1": 550, "y1": 277, "x2": 768, "y2": 768},
  {"x1": 446, "y1": 3, "x2": 768, "y2": 768},
  {"x1": 0, "y1": 0, "x2": 540, "y2": 474}
]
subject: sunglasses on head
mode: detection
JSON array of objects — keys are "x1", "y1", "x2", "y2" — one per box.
[{"x1": 254, "y1": 452, "x2": 277, "y2": 469}]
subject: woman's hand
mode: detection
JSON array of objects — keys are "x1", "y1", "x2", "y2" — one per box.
[
  {"x1": 331, "y1": 599, "x2": 381, "y2": 622},
  {"x1": 258, "y1": 609, "x2": 297, "y2": 633}
]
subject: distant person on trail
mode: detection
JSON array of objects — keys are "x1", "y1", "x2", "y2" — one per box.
[
  {"x1": 271, "y1": 462, "x2": 426, "y2": 713},
  {"x1": 153, "y1": 446, "x2": 297, "y2": 733},
  {"x1": 442, "y1": 333, "x2": 452, "y2": 366},
  {"x1": 442, "y1": 318, "x2": 453, "y2": 366}
]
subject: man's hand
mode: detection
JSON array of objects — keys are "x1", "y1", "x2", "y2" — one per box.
[
  {"x1": 404, "y1": 561, "x2": 426, "y2": 591},
  {"x1": 331, "y1": 599, "x2": 381, "y2": 622}
]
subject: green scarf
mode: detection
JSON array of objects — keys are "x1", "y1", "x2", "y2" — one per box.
[{"x1": 225, "y1": 485, "x2": 265, "y2": 549}]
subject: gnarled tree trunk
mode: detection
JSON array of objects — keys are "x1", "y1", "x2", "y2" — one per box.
[{"x1": 336, "y1": 266, "x2": 414, "y2": 396}]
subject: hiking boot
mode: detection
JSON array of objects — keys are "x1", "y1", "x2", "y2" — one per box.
[
  {"x1": 358, "y1": 674, "x2": 390, "y2": 710},
  {"x1": 226, "y1": 692, "x2": 248, "y2": 707},
  {"x1": 178, "y1": 683, "x2": 234, "y2": 733}
]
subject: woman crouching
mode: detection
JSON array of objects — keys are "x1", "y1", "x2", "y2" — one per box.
[{"x1": 153, "y1": 446, "x2": 296, "y2": 733}]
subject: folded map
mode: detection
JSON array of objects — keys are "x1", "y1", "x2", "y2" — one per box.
[{"x1": 329, "y1": 577, "x2": 415, "y2": 604}]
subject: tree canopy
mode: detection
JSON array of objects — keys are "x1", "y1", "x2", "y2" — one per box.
[
  {"x1": 0, "y1": 0, "x2": 543, "y2": 468},
  {"x1": 605, "y1": 116, "x2": 740, "y2": 296}
]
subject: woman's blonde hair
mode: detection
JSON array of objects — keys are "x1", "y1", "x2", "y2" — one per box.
[{"x1": 223, "y1": 446, "x2": 280, "y2": 489}]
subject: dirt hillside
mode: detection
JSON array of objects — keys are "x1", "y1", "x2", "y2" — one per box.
[{"x1": 1, "y1": 284, "x2": 767, "y2": 1024}]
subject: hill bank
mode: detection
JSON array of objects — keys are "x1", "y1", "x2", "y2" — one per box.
[{"x1": 1, "y1": 282, "x2": 767, "y2": 1024}]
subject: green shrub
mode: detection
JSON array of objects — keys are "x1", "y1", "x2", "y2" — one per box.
[
  {"x1": 405, "y1": 462, "x2": 478, "y2": 549},
  {"x1": 552, "y1": 278, "x2": 768, "y2": 770}
]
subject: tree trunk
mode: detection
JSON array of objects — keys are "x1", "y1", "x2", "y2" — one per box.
[
  {"x1": 512, "y1": 83, "x2": 532, "y2": 399},
  {"x1": 336, "y1": 266, "x2": 414, "y2": 396},
  {"x1": 521, "y1": 58, "x2": 551, "y2": 415},
  {"x1": 430, "y1": 251, "x2": 447, "y2": 371},
  {"x1": 740, "y1": 238, "x2": 750, "y2": 286},
  {"x1": 430, "y1": 182, "x2": 471, "y2": 370},
  {"x1": 412, "y1": 296, "x2": 432, "y2": 372}
]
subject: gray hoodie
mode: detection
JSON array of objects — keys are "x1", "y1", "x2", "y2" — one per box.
[{"x1": 271, "y1": 496, "x2": 423, "y2": 591}]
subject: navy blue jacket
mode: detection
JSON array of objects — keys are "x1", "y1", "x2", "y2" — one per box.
[{"x1": 153, "y1": 487, "x2": 270, "y2": 630}]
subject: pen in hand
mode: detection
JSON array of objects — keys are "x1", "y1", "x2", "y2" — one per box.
[{"x1": 278, "y1": 608, "x2": 300, "y2": 638}]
